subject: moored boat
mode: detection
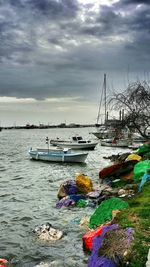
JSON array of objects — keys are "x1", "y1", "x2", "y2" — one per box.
[
  {"x1": 100, "y1": 138, "x2": 131, "y2": 148},
  {"x1": 50, "y1": 136, "x2": 98, "y2": 150},
  {"x1": 91, "y1": 126, "x2": 115, "y2": 140},
  {"x1": 28, "y1": 148, "x2": 88, "y2": 163}
]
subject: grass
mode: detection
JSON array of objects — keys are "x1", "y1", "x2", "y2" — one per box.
[{"x1": 115, "y1": 181, "x2": 150, "y2": 266}]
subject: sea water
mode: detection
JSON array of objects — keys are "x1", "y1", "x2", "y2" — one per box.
[{"x1": 0, "y1": 127, "x2": 129, "y2": 267}]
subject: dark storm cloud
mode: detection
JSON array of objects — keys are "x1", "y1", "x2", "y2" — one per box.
[
  {"x1": 0, "y1": 0, "x2": 150, "y2": 100},
  {"x1": 81, "y1": 5, "x2": 121, "y2": 37},
  {"x1": 0, "y1": 0, "x2": 79, "y2": 63},
  {"x1": 0, "y1": 64, "x2": 96, "y2": 100},
  {"x1": 127, "y1": 8, "x2": 150, "y2": 31},
  {"x1": 6, "y1": 0, "x2": 79, "y2": 20},
  {"x1": 80, "y1": 1, "x2": 150, "y2": 67},
  {"x1": 81, "y1": 1, "x2": 150, "y2": 37},
  {"x1": 28, "y1": 0, "x2": 79, "y2": 19},
  {"x1": 117, "y1": 0, "x2": 150, "y2": 6},
  {"x1": 111, "y1": 1, "x2": 150, "y2": 61},
  {"x1": 7, "y1": 0, "x2": 26, "y2": 8}
]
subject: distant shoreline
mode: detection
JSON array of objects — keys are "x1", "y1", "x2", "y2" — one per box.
[{"x1": 1, "y1": 124, "x2": 96, "y2": 130}]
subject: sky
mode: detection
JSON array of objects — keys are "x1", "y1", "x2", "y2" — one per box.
[{"x1": 0, "y1": 0, "x2": 150, "y2": 126}]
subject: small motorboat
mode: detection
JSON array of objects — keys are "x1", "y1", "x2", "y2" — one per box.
[
  {"x1": 50, "y1": 136, "x2": 98, "y2": 150},
  {"x1": 29, "y1": 147, "x2": 88, "y2": 163},
  {"x1": 100, "y1": 138, "x2": 130, "y2": 148}
]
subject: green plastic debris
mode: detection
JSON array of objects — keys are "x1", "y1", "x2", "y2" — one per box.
[
  {"x1": 111, "y1": 179, "x2": 127, "y2": 188},
  {"x1": 137, "y1": 143, "x2": 150, "y2": 156},
  {"x1": 76, "y1": 199, "x2": 88, "y2": 208},
  {"x1": 89, "y1": 197, "x2": 129, "y2": 229},
  {"x1": 133, "y1": 160, "x2": 150, "y2": 182}
]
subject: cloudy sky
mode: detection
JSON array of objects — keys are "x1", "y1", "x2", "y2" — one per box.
[{"x1": 0, "y1": 0, "x2": 150, "y2": 126}]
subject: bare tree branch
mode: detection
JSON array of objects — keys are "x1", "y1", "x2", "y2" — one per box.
[{"x1": 109, "y1": 81, "x2": 150, "y2": 139}]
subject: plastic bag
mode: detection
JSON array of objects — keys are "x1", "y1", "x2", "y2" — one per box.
[
  {"x1": 127, "y1": 153, "x2": 141, "y2": 161},
  {"x1": 89, "y1": 197, "x2": 129, "y2": 229},
  {"x1": 82, "y1": 223, "x2": 110, "y2": 251},
  {"x1": 88, "y1": 224, "x2": 119, "y2": 267},
  {"x1": 138, "y1": 171, "x2": 150, "y2": 192},
  {"x1": 134, "y1": 160, "x2": 150, "y2": 182},
  {"x1": 76, "y1": 174, "x2": 93, "y2": 193},
  {"x1": 137, "y1": 143, "x2": 150, "y2": 156}
]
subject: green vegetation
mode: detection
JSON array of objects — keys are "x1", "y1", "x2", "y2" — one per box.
[{"x1": 116, "y1": 182, "x2": 150, "y2": 267}]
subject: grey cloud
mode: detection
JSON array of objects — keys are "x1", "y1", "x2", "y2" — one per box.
[
  {"x1": 83, "y1": 3, "x2": 150, "y2": 37},
  {"x1": 7, "y1": 0, "x2": 27, "y2": 8},
  {"x1": 81, "y1": 6, "x2": 121, "y2": 37},
  {"x1": 0, "y1": 0, "x2": 150, "y2": 101},
  {"x1": 80, "y1": 2, "x2": 150, "y2": 59},
  {"x1": 0, "y1": 63, "x2": 97, "y2": 100},
  {"x1": 117, "y1": 0, "x2": 150, "y2": 6},
  {"x1": 0, "y1": 0, "x2": 80, "y2": 65},
  {"x1": 127, "y1": 7, "x2": 150, "y2": 31},
  {"x1": 26, "y1": 0, "x2": 79, "y2": 19}
]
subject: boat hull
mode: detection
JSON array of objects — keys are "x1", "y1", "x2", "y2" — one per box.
[
  {"x1": 100, "y1": 139, "x2": 129, "y2": 148},
  {"x1": 92, "y1": 131, "x2": 113, "y2": 139},
  {"x1": 29, "y1": 150, "x2": 88, "y2": 163},
  {"x1": 50, "y1": 140, "x2": 98, "y2": 150}
]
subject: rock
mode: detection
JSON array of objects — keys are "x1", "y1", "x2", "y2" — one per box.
[
  {"x1": 123, "y1": 184, "x2": 138, "y2": 190},
  {"x1": 118, "y1": 189, "x2": 126, "y2": 196}
]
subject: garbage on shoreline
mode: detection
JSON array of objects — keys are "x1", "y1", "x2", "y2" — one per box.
[
  {"x1": 88, "y1": 197, "x2": 129, "y2": 229},
  {"x1": 0, "y1": 259, "x2": 8, "y2": 267},
  {"x1": 33, "y1": 223, "x2": 63, "y2": 241},
  {"x1": 85, "y1": 142, "x2": 150, "y2": 267},
  {"x1": 34, "y1": 142, "x2": 150, "y2": 266},
  {"x1": 87, "y1": 224, "x2": 134, "y2": 267},
  {"x1": 56, "y1": 174, "x2": 104, "y2": 209}
]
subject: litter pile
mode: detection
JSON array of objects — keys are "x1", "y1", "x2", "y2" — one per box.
[
  {"x1": 84, "y1": 142, "x2": 150, "y2": 267},
  {"x1": 13, "y1": 142, "x2": 149, "y2": 267},
  {"x1": 28, "y1": 142, "x2": 150, "y2": 267},
  {"x1": 33, "y1": 223, "x2": 63, "y2": 241},
  {"x1": 88, "y1": 224, "x2": 134, "y2": 267},
  {"x1": 56, "y1": 174, "x2": 105, "y2": 209},
  {"x1": 0, "y1": 259, "x2": 8, "y2": 267}
]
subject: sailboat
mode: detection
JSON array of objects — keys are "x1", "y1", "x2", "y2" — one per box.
[
  {"x1": 91, "y1": 74, "x2": 132, "y2": 147},
  {"x1": 91, "y1": 74, "x2": 115, "y2": 139}
]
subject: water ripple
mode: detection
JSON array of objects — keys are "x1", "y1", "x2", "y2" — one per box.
[{"x1": 0, "y1": 128, "x2": 130, "y2": 266}]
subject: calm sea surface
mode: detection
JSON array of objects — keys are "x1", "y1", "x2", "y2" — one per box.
[{"x1": 0, "y1": 127, "x2": 130, "y2": 267}]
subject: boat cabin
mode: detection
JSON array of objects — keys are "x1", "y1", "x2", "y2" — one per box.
[
  {"x1": 72, "y1": 136, "x2": 90, "y2": 143},
  {"x1": 72, "y1": 136, "x2": 83, "y2": 141}
]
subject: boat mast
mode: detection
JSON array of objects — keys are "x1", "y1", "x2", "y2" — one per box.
[
  {"x1": 96, "y1": 73, "x2": 107, "y2": 126},
  {"x1": 104, "y1": 73, "x2": 107, "y2": 125}
]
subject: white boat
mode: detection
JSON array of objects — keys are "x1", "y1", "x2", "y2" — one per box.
[
  {"x1": 28, "y1": 148, "x2": 88, "y2": 163},
  {"x1": 92, "y1": 126, "x2": 115, "y2": 139},
  {"x1": 132, "y1": 132, "x2": 146, "y2": 143},
  {"x1": 100, "y1": 138, "x2": 130, "y2": 148},
  {"x1": 49, "y1": 136, "x2": 98, "y2": 150}
]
